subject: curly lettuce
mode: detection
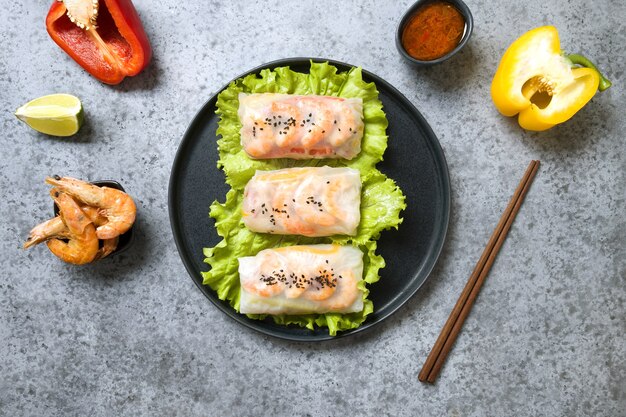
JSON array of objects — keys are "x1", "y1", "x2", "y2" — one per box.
[{"x1": 202, "y1": 61, "x2": 406, "y2": 336}]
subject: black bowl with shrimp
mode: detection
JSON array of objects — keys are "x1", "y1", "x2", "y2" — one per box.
[
  {"x1": 51, "y1": 179, "x2": 135, "y2": 260},
  {"x1": 24, "y1": 176, "x2": 136, "y2": 264}
]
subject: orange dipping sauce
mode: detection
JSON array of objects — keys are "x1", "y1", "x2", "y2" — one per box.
[{"x1": 401, "y1": 1, "x2": 465, "y2": 61}]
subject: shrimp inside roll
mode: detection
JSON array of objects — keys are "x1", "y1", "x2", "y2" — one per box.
[
  {"x1": 242, "y1": 166, "x2": 361, "y2": 237},
  {"x1": 238, "y1": 93, "x2": 364, "y2": 160},
  {"x1": 239, "y1": 244, "x2": 364, "y2": 315}
]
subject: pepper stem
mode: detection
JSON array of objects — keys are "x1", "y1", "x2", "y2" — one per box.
[{"x1": 565, "y1": 53, "x2": 612, "y2": 91}]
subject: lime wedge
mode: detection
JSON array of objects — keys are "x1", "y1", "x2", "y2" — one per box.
[{"x1": 15, "y1": 94, "x2": 84, "y2": 137}]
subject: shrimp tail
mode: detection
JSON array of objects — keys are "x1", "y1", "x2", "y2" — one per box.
[{"x1": 23, "y1": 217, "x2": 68, "y2": 249}]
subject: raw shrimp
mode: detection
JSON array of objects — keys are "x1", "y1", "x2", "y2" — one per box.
[
  {"x1": 45, "y1": 176, "x2": 136, "y2": 240},
  {"x1": 46, "y1": 190, "x2": 99, "y2": 265}
]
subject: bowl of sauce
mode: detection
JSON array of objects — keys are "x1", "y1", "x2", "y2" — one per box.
[{"x1": 396, "y1": 0, "x2": 473, "y2": 66}]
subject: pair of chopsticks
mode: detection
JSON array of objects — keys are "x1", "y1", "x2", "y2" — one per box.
[{"x1": 418, "y1": 160, "x2": 540, "y2": 383}]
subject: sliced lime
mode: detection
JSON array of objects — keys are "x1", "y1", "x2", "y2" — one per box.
[{"x1": 15, "y1": 94, "x2": 84, "y2": 137}]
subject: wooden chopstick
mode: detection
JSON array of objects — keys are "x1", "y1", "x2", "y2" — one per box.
[{"x1": 418, "y1": 160, "x2": 540, "y2": 383}]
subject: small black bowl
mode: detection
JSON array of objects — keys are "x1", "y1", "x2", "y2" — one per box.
[
  {"x1": 52, "y1": 180, "x2": 135, "y2": 259},
  {"x1": 396, "y1": 0, "x2": 473, "y2": 66}
]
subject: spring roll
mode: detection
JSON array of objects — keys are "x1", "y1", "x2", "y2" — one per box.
[
  {"x1": 238, "y1": 93, "x2": 364, "y2": 159},
  {"x1": 239, "y1": 244, "x2": 364, "y2": 315},
  {"x1": 242, "y1": 166, "x2": 361, "y2": 237}
]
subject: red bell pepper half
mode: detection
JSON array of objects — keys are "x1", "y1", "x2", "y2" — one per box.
[{"x1": 46, "y1": 0, "x2": 152, "y2": 85}]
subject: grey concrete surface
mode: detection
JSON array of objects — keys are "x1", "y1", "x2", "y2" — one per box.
[{"x1": 1, "y1": 1, "x2": 624, "y2": 416}]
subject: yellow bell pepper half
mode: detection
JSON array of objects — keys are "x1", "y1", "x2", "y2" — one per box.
[{"x1": 491, "y1": 26, "x2": 611, "y2": 131}]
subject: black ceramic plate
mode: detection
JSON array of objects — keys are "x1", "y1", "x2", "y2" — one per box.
[{"x1": 169, "y1": 58, "x2": 450, "y2": 341}]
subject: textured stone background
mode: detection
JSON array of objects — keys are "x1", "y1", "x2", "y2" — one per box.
[{"x1": 1, "y1": 0, "x2": 624, "y2": 416}]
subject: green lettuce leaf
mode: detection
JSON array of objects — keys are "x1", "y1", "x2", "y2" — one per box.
[{"x1": 202, "y1": 61, "x2": 406, "y2": 335}]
